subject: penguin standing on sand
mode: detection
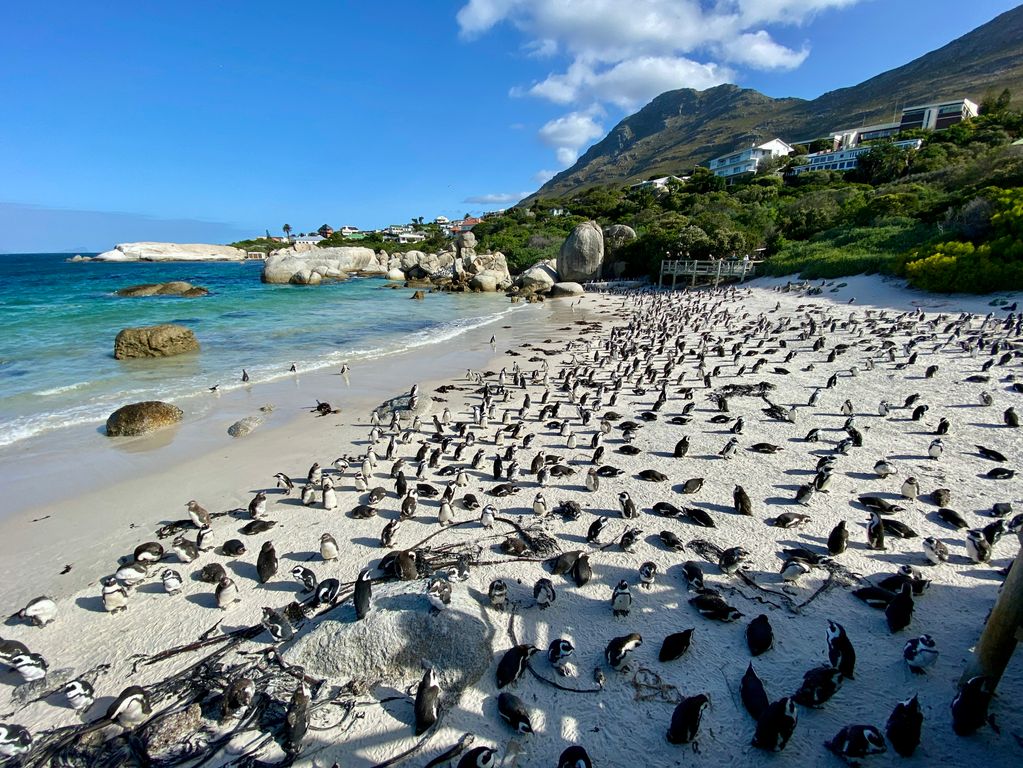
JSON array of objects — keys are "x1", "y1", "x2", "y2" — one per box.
[
  {"x1": 828, "y1": 521, "x2": 848, "y2": 554},
  {"x1": 320, "y1": 533, "x2": 339, "y2": 561},
  {"x1": 496, "y1": 644, "x2": 539, "y2": 688},
  {"x1": 106, "y1": 686, "x2": 151, "y2": 729},
  {"x1": 256, "y1": 542, "x2": 278, "y2": 584},
  {"x1": 752, "y1": 697, "x2": 798, "y2": 752},
  {"x1": 548, "y1": 639, "x2": 575, "y2": 676},
  {"x1": 885, "y1": 583, "x2": 914, "y2": 633},
  {"x1": 826, "y1": 620, "x2": 856, "y2": 678},
  {"x1": 605, "y1": 633, "x2": 642, "y2": 671},
  {"x1": 102, "y1": 576, "x2": 128, "y2": 613},
  {"x1": 63, "y1": 679, "x2": 95, "y2": 713},
  {"x1": 886, "y1": 694, "x2": 922, "y2": 756},
  {"x1": 414, "y1": 668, "x2": 440, "y2": 735},
  {"x1": 666, "y1": 693, "x2": 710, "y2": 745},
  {"x1": 611, "y1": 580, "x2": 632, "y2": 617}
]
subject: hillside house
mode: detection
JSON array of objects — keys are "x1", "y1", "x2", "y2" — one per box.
[
  {"x1": 709, "y1": 139, "x2": 793, "y2": 179},
  {"x1": 790, "y1": 138, "x2": 924, "y2": 175}
]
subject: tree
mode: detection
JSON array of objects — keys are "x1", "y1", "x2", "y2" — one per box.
[
  {"x1": 850, "y1": 142, "x2": 910, "y2": 185},
  {"x1": 283, "y1": 223, "x2": 292, "y2": 240}
]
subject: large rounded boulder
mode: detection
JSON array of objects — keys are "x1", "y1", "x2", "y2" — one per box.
[
  {"x1": 517, "y1": 260, "x2": 558, "y2": 292},
  {"x1": 114, "y1": 324, "x2": 199, "y2": 359},
  {"x1": 559, "y1": 221, "x2": 605, "y2": 282},
  {"x1": 106, "y1": 401, "x2": 184, "y2": 437}
]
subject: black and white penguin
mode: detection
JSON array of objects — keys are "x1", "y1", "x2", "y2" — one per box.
[
  {"x1": 319, "y1": 533, "x2": 339, "y2": 561},
  {"x1": 216, "y1": 575, "x2": 240, "y2": 609},
  {"x1": 952, "y1": 675, "x2": 992, "y2": 735},
  {"x1": 611, "y1": 580, "x2": 633, "y2": 617},
  {"x1": 965, "y1": 529, "x2": 993, "y2": 563},
  {"x1": 427, "y1": 576, "x2": 452, "y2": 611},
  {"x1": 690, "y1": 593, "x2": 743, "y2": 622},
  {"x1": 586, "y1": 516, "x2": 609, "y2": 544},
  {"x1": 533, "y1": 578, "x2": 556, "y2": 610},
  {"x1": 223, "y1": 539, "x2": 246, "y2": 557},
  {"x1": 903, "y1": 634, "x2": 938, "y2": 674},
  {"x1": 0, "y1": 724, "x2": 32, "y2": 759},
  {"x1": 274, "y1": 472, "x2": 294, "y2": 495},
  {"x1": 133, "y1": 541, "x2": 164, "y2": 564},
  {"x1": 488, "y1": 579, "x2": 508, "y2": 611},
  {"x1": 866, "y1": 512, "x2": 886, "y2": 550},
  {"x1": 496, "y1": 644, "x2": 539, "y2": 688},
  {"x1": 886, "y1": 694, "x2": 923, "y2": 756},
  {"x1": 885, "y1": 583, "x2": 914, "y2": 633},
  {"x1": 826, "y1": 724, "x2": 887, "y2": 759},
  {"x1": 18, "y1": 596, "x2": 57, "y2": 627},
  {"x1": 497, "y1": 691, "x2": 533, "y2": 734},
  {"x1": 102, "y1": 576, "x2": 129, "y2": 613},
  {"x1": 63, "y1": 679, "x2": 95, "y2": 712},
  {"x1": 116, "y1": 560, "x2": 150, "y2": 585},
  {"x1": 753, "y1": 697, "x2": 798, "y2": 752},
  {"x1": 793, "y1": 666, "x2": 843, "y2": 707},
  {"x1": 741, "y1": 663, "x2": 769, "y2": 720},
  {"x1": 923, "y1": 536, "x2": 949, "y2": 564},
  {"x1": 106, "y1": 686, "x2": 151, "y2": 729},
  {"x1": 222, "y1": 677, "x2": 255, "y2": 720},
  {"x1": 746, "y1": 614, "x2": 774, "y2": 656},
  {"x1": 658, "y1": 628, "x2": 694, "y2": 662},
  {"x1": 828, "y1": 520, "x2": 848, "y2": 555},
  {"x1": 354, "y1": 569, "x2": 372, "y2": 620},
  {"x1": 618, "y1": 491, "x2": 638, "y2": 518},
  {"x1": 199, "y1": 562, "x2": 226, "y2": 584},
  {"x1": 638, "y1": 561, "x2": 657, "y2": 588},
  {"x1": 558, "y1": 745, "x2": 593, "y2": 768},
  {"x1": 733, "y1": 485, "x2": 753, "y2": 516},
  {"x1": 548, "y1": 638, "x2": 575, "y2": 675},
  {"x1": 826, "y1": 620, "x2": 856, "y2": 679},
  {"x1": 313, "y1": 578, "x2": 340, "y2": 606},
  {"x1": 680, "y1": 561, "x2": 705, "y2": 592},
  {"x1": 256, "y1": 541, "x2": 278, "y2": 583},
  {"x1": 290, "y1": 566, "x2": 317, "y2": 593},
  {"x1": 666, "y1": 693, "x2": 709, "y2": 745},
  {"x1": 186, "y1": 499, "x2": 212, "y2": 528},
  {"x1": 282, "y1": 680, "x2": 310, "y2": 756},
  {"x1": 10, "y1": 652, "x2": 47, "y2": 683},
  {"x1": 161, "y1": 569, "x2": 183, "y2": 594},
  {"x1": 457, "y1": 747, "x2": 497, "y2": 768},
  {"x1": 605, "y1": 633, "x2": 642, "y2": 671},
  {"x1": 171, "y1": 536, "x2": 198, "y2": 564},
  {"x1": 414, "y1": 668, "x2": 441, "y2": 735},
  {"x1": 248, "y1": 491, "x2": 268, "y2": 519},
  {"x1": 261, "y1": 607, "x2": 293, "y2": 643},
  {"x1": 718, "y1": 546, "x2": 750, "y2": 575}
]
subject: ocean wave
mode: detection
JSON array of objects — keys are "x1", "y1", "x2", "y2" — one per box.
[{"x1": 33, "y1": 381, "x2": 90, "y2": 396}]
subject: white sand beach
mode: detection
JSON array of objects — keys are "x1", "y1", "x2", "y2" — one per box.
[{"x1": 1, "y1": 276, "x2": 1021, "y2": 768}]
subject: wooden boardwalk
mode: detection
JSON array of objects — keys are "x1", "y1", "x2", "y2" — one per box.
[{"x1": 658, "y1": 258, "x2": 760, "y2": 288}]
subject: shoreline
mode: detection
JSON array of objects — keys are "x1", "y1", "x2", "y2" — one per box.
[{"x1": 0, "y1": 294, "x2": 606, "y2": 600}]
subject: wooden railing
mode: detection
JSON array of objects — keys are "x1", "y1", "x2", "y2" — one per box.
[{"x1": 658, "y1": 258, "x2": 761, "y2": 287}]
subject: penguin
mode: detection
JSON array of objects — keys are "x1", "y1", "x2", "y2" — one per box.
[
  {"x1": 222, "y1": 677, "x2": 255, "y2": 720},
  {"x1": 248, "y1": 491, "x2": 268, "y2": 518},
  {"x1": 312, "y1": 578, "x2": 340, "y2": 606},
  {"x1": 585, "y1": 467, "x2": 600, "y2": 492},
  {"x1": 718, "y1": 546, "x2": 749, "y2": 575},
  {"x1": 186, "y1": 499, "x2": 212, "y2": 528},
  {"x1": 274, "y1": 472, "x2": 294, "y2": 495},
  {"x1": 457, "y1": 747, "x2": 497, "y2": 768},
  {"x1": 10, "y1": 652, "x2": 48, "y2": 682},
  {"x1": 170, "y1": 536, "x2": 198, "y2": 565},
  {"x1": 965, "y1": 529, "x2": 993, "y2": 563},
  {"x1": 900, "y1": 476, "x2": 920, "y2": 500},
  {"x1": 497, "y1": 691, "x2": 533, "y2": 734},
  {"x1": 488, "y1": 579, "x2": 508, "y2": 611},
  {"x1": 532, "y1": 493, "x2": 548, "y2": 518},
  {"x1": 558, "y1": 745, "x2": 593, "y2": 768},
  {"x1": 866, "y1": 512, "x2": 886, "y2": 550},
  {"x1": 133, "y1": 542, "x2": 164, "y2": 564},
  {"x1": 928, "y1": 438, "x2": 943, "y2": 459},
  {"x1": 101, "y1": 576, "x2": 129, "y2": 613},
  {"x1": 666, "y1": 693, "x2": 710, "y2": 745},
  {"x1": 923, "y1": 536, "x2": 949, "y2": 564},
  {"x1": 733, "y1": 485, "x2": 753, "y2": 516},
  {"x1": 828, "y1": 520, "x2": 848, "y2": 555},
  {"x1": 780, "y1": 558, "x2": 811, "y2": 583},
  {"x1": 605, "y1": 633, "x2": 642, "y2": 671},
  {"x1": 63, "y1": 679, "x2": 95, "y2": 712},
  {"x1": 0, "y1": 724, "x2": 32, "y2": 759},
  {"x1": 414, "y1": 668, "x2": 440, "y2": 735},
  {"x1": 611, "y1": 580, "x2": 632, "y2": 617},
  {"x1": 261, "y1": 607, "x2": 293, "y2": 643},
  {"x1": 353, "y1": 569, "x2": 372, "y2": 620},
  {"x1": 659, "y1": 629, "x2": 694, "y2": 662},
  {"x1": 690, "y1": 593, "x2": 742, "y2": 622},
  {"x1": 283, "y1": 680, "x2": 310, "y2": 756},
  {"x1": 161, "y1": 569, "x2": 183, "y2": 594},
  {"x1": 951, "y1": 675, "x2": 992, "y2": 735},
  {"x1": 886, "y1": 694, "x2": 923, "y2": 757},
  {"x1": 793, "y1": 665, "x2": 842, "y2": 707},
  {"x1": 873, "y1": 459, "x2": 896, "y2": 478},
  {"x1": 619, "y1": 527, "x2": 642, "y2": 552},
  {"x1": 106, "y1": 685, "x2": 151, "y2": 729},
  {"x1": 746, "y1": 614, "x2": 774, "y2": 656},
  {"x1": 290, "y1": 566, "x2": 317, "y2": 593},
  {"x1": 256, "y1": 541, "x2": 278, "y2": 583},
  {"x1": 903, "y1": 634, "x2": 938, "y2": 674},
  {"x1": 826, "y1": 620, "x2": 856, "y2": 679},
  {"x1": 826, "y1": 725, "x2": 887, "y2": 759},
  {"x1": 548, "y1": 638, "x2": 575, "y2": 675},
  {"x1": 534, "y1": 578, "x2": 556, "y2": 610},
  {"x1": 223, "y1": 539, "x2": 246, "y2": 557},
  {"x1": 216, "y1": 575, "x2": 240, "y2": 609},
  {"x1": 18, "y1": 596, "x2": 57, "y2": 627},
  {"x1": 427, "y1": 576, "x2": 452, "y2": 611},
  {"x1": 618, "y1": 491, "x2": 638, "y2": 518},
  {"x1": 586, "y1": 516, "x2": 609, "y2": 544},
  {"x1": 572, "y1": 554, "x2": 593, "y2": 587},
  {"x1": 752, "y1": 697, "x2": 798, "y2": 752},
  {"x1": 885, "y1": 583, "x2": 914, "y2": 633},
  {"x1": 480, "y1": 504, "x2": 496, "y2": 529},
  {"x1": 638, "y1": 561, "x2": 658, "y2": 588},
  {"x1": 380, "y1": 518, "x2": 401, "y2": 549},
  {"x1": 496, "y1": 644, "x2": 539, "y2": 688},
  {"x1": 741, "y1": 663, "x2": 769, "y2": 720},
  {"x1": 319, "y1": 533, "x2": 339, "y2": 561}
]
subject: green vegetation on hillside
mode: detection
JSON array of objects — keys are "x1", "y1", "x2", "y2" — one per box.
[
  {"x1": 475, "y1": 106, "x2": 1023, "y2": 292},
  {"x1": 228, "y1": 237, "x2": 285, "y2": 254},
  {"x1": 317, "y1": 224, "x2": 448, "y2": 254}
]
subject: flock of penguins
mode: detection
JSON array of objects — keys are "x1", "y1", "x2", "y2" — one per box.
[{"x1": 2, "y1": 281, "x2": 1022, "y2": 768}]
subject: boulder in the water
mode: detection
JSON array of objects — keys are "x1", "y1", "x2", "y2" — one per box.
[
  {"x1": 114, "y1": 324, "x2": 199, "y2": 359},
  {"x1": 106, "y1": 401, "x2": 184, "y2": 437}
]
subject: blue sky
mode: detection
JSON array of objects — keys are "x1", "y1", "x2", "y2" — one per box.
[{"x1": 1, "y1": 0, "x2": 1018, "y2": 252}]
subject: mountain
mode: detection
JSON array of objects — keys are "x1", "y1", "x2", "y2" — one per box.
[{"x1": 527, "y1": 5, "x2": 1023, "y2": 201}]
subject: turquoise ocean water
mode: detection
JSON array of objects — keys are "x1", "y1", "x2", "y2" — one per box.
[{"x1": 0, "y1": 254, "x2": 517, "y2": 448}]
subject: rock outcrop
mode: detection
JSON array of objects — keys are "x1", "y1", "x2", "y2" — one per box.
[
  {"x1": 116, "y1": 281, "x2": 209, "y2": 298},
  {"x1": 517, "y1": 260, "x2": 558, "y2": 292},
  {"x1": 550, "y1": 281, "x2": 585, "y2": 297},
  {"x1": 261, "y1": 247, "x2": 377, "y2": 284},
  {"x1": 227, "y1": 416, "x2": 263, "y2": 438},
  {"x1": 114, "y1": 324, "x2": 199, "y2": 359},
  {"x1": 559, "y1": 221, "x2": 605, "y2": 282},
  {"x1": 287, "y1": 582, "x2": 492, "y2": 692},
  {"x1": 94, "y1": 243, "x2": 245, "y2": 262},
  {"x1": 106, "y1": 401, "x2": 184, "y2": 437}
]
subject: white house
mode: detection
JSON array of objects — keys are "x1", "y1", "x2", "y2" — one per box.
[
  {"x1": 709, "y1": 139, "x2": 793, "y2": 179},
  {"x1": 292, "y1": 235, "x2": 324, "y2": 244},
  {"x1": 397, "y1": 232, "x2": 427, "y2": 244},
  {"x1": 338, "y1": 225, "x2": 360, "y2": 237},
  {"x1": 433, "y1": 216, "x2": 450, "y2": 225},
  {"x1": 899, "y1": 98, "x2": 978, "y2": 131},
  {"x1": 790, "y1": 138, "x2": 923, "y2": 175},
  {"x1": 630, "y1": 175, "x2": 688, "y2": 191}
]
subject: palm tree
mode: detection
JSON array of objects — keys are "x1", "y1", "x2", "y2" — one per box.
[{"x1": 283, "y1": 223, "x2": 292, "y2": 240}]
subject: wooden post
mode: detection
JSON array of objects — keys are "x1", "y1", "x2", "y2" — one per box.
[
  {"x1": 714, "y1": 259, "x2": 723, "y2": 287},
  {"x1": 961, "y1": 549, "x2": 1023, "y2": 689}
]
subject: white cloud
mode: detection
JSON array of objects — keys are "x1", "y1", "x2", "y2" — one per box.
[
  {"x1": 463, "y1": 192, "x2": 528, "y2": 204},
  {"x1": 537, "y1": 109, "x2": 606, "y2": 166},
  {"x1": 534, "y1": 169, "x2": 558, "y2": 184},
  {"x1": 456, "y1": 0, "x2": 865, "y2": 168}
]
